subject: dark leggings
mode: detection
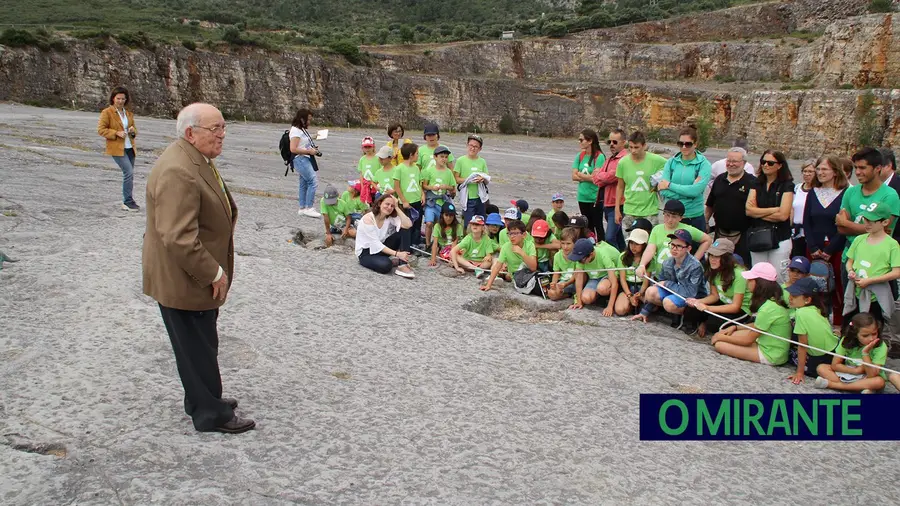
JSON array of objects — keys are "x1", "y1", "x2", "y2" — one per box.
[
  {"x1": 579, "y1": 201, "x2": 604, "y2": 241},
  {"x1": 406, "y1": 201, "x2": 423, "y2": 251},
  {"x1": 684, "y1": 305, "x2": 750, "y2": 332},
  {"x1": 358, "y1": 230, "x2": 409, "y2": 274}
]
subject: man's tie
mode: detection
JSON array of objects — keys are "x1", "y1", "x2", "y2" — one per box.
[{"x1": 209, "y1": 161, "x2": 230, "y2": 209}]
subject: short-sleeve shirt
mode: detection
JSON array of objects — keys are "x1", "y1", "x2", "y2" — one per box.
[
  {"x1": 393, "y1": 163, "x2": 422, "y2": 204},
  {"x1": 713, "y1": 267, "x2": 753, "y2": 315},
  {"x1": 792, "y1": 306, "x2": 839, "y2": 357},
  {"x1": 840, "y1": 184, "x2": 900, "y2": 259},
  {"x1": 373, "y1": 167, "x2": 396, "y2": 194},
  {"x1": 340, "y1": 191, "x2": 369, "y2": 215},
  {"x1": 432, "y1": 223, "x2": 464, "y2": 248},
  {"x1": 573, "y1": 151, "x2": 605, "y2": 203},
  {"x1": 753, "y1": 179, "x2": 795, "y2": 242},
  {"x1": 706, "y1": 172, "x2": 757, "y2": 233},
  {"x1": 357, "y1": 155, "x2": 379, "y2": 182},
  {"x1": 288, "y1": 126, "x2": 313, "y2": 150},
  {"x1": 453, "y1": 156, "x2": 488, "y2": 199},
  {"x1": 578, "y1": 242, "x2": 619, "y2": 279},
  {"x1": 554, "y1": 250, "x2": 578, "y2": 283},
  {"x1": 616, "y1": 152, "x2": 667, "y2": 217},
  {"x1": 647, "y1": 223, "x2": 704, "y2": 274},
  {"x1": 320, "y1": 198, "x2": 345, "y2": 225},
  {"x1": 835, "y1": 340, "x2": 888, "y2": 378},
  {"x1": 457, "y1": 234, "x2": 497, "y2": 262},
  {"x1": 498, "y1": 240, "x2": 537, "y2": 273},
  {"x1": 417, "y1": 144, "x2": 455, "y2": 172},
  {"x1": 754, "y1": 299, "x2": 792, "y2": 365},
  {"x1": 619, "y1": 251, "x2": 641, "y2": 284},
  {"x1": 847, "y1": 233, "x2": 900, "y2": 296},
  {"x1": 421, "y1": 166, "x2": 456, "y2": 205}
]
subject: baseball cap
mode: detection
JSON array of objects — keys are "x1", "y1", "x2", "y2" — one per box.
[
  {"x1": 504, "y1": 207, "x2": 521, "y2": 220},
  {"x1": 433, "y1": 146, "x2": 451, "y2": 156},
  {"x1": 860, "y1": 202, "x2": 893, "y2": 221},
  {"x1": 469, "y1": 215, "x2": 485, "y2": 225},
  {"x1": 361, "y1": 136, "x2": 375, "y2": 147},
  {"x1": 376, "y1": 145, "x2": 394, "y2": 159},
  {"x1": 787, "y1": 256, "x2": 810, "y2": 274},
  {"x1": 485, "y1": 213, "x2": 504, "y2": 226},
  {"x1": 441, "y1": 202, "x2": 456, "y2": 215},
  {"x1": 733, "y1": 253, "x2": 746, "y2": 267},
  {"x1": 568, "y1": 215, "x2": 589, "y2": 228},
  {"x1": 568, "y1": 238, "x2": 595, "y2": 262},
  {"x1": 666, "y1": 229, "x2": 692, "y2": 246},
  {"x1": 551, "y1": 192, "x2": 565, "y2": 202},
  {"x1": 467, "y1": 134, "x2": 483, "y2": 147},
  {"x1": 741, "y1": 262, "x2": 778, "y2": 282},
  {"x1": 323, "y1": 185, "x2": 339, "y2": 205},
  {"x1": 626, "y1": 228, "x2": 649, "y2": 245},
  {"x1": 423, "y1": 123, "x2": 440, "y2": 136},
  {"x1": 708, "y1": 238, "x2": 735, "y2": 256},
  {"x1": 786, "y1": 277, "x2": 820, "y2": 296},
  {"x1": 663, "y1": 200, "x2": 685, "y2": 216},
  {"x1": 348, "y1": 179, "x2": 362, "y2": 192},
  {"x1": 511, "y1": 199, "x2": 529, "y2": 211},
  {"x1": 627, "y1": 218, "x2": 653, "y2": 233},
  {"x1": 531, "y1": 219, "x2": 551, "y2": 238}
]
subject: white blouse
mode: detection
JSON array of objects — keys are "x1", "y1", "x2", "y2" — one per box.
[{"x1": 355, "y1": 213, "x2": 401, "y2": 257}]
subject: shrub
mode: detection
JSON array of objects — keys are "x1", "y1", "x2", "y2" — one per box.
[
  {"x1": 542, "y1": 22, "x2": 567, "y2": 38},
  {"x1": 498, "y1": 114, "x2": 518, "y2": 134},
  {"x1": 0, "y1": 29, "x2": 39, "y2": 47},
  {"x1": 856, "y1": 91, "x2": 881, "y2": 147},
  {"x1": 182, "y1": 39, "x2": 197, "y2": 51},
  {"x1": 328, "y1": 39, "x2": 363, "y2": 65},
  {"x1": 868, "y1": 0, "x2": 893, "y2": 13}
]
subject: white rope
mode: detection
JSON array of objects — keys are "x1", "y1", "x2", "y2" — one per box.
[
  {"x1": 640, "y1": 275, "x2": 900, "y2": 377},
  {"x1": 538, "y1": 267, "x2": 635, "y2": 276}
]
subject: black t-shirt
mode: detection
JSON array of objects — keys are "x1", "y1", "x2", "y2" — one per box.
[
  {"x1": 753, "y1": 179, "x2": 795, "y2": 242},
  {"x1": 707, "y1": 172, "x2": 757, "y2": 233}
]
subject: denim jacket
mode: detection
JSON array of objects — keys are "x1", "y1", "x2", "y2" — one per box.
[{"x1": 659, "y1": 254, "x2": 707, "y2": 300}]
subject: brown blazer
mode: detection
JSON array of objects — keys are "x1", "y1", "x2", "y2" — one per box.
[
  {"x1": 97, "y1": 105, "x2": 137, "y2": 156},
  {"x1": 142, "y1": 139, "x2": 238, "y2": 311}
]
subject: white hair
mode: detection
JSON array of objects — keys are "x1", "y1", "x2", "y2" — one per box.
[
  {"x1": 175, "y1": 103, "x2": 207, "y2": 139},
  {"x1": 727, "y1": 147, "x2": 747, "y2": 162}
]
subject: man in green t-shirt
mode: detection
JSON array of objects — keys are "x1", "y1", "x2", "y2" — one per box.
[
  {"x1": 567, "y1": 238, "x2": 619, "y2": 315},
  {"x1": 615, "y1": 131, "x2": 667, "y2": 231},
  {"x1": 481, "y1": 220, "x2": 536, "y2": 291},
  {"x1": 837, "y1": 147, "x2": 900, "y2": 262},
  {"x1": 453, "y1": 134, "x2": 488, "y2": 228}
]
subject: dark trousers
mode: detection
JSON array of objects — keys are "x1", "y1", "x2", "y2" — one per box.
[
  {"x1": 580, "y1": 201, "x2": 604, "y2": 240},
  {"x1": 604, "y1": 205, "x2": 625, "y2": 251},
  {"x1": 684, "y1": 305, "x2": 750, "y2": 333},
  {"x1": 358, "y1": 230, "x2": 409, "y2": 274},
  {"x1": 464, "y1": 198, "x2": 486, "y2": 229},
  {"x1": 681, "y1": 215, "x2": 707, "y2": 233},
  {"x1": 406, "y1": 201, "x2": 423, "y2": 250},
  {"x1": 159, "y1": 304, "x2": 234, "y2": 431}
]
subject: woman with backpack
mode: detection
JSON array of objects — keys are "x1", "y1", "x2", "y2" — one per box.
[{"x1": 290, "y1": 108, "x2": 322, "y2": 218}]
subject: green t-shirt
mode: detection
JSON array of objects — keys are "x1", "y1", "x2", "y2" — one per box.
[
  {"x1": 578, "y1": 242, "x2": 619, "y2": 279},
  {"x1": 417, "y1": 144, "x2": 456, "y2": 172},
  {"x1": 340, "y1": 191, "x2": 369, "y2": 215},
  {"x1": 793, "y1": 306, "x2": 838, "y2": 357},
  {"x1": 553, "y1": 250, "x2": 578, "y2": 283},
  {"x1": 535, "y1": 241, "x2": 552, "y2": 263},
  {"x1": 619, "y1": 251, "x2": 641, "y2": 284},
  {"x1": 847, "y1": 233, "x2": 900, "y2": 296},
  {"x1": 393, "y1": 163, "x2": 422, "y2": 204},
  {"x1": 754, "y1": 299, "x2": 792, "y2": 365},
  {"x1": 454, "y1": 156, "x2": 488, "y2": 199},
  {"x1": 421, "y1": 166, "x2": 456, "y2": 206},
  {"x1": 499, "y1": 229, "x2": 534, "y2": 247},
  {"x1": 432, "y1": 223, "x2": 464, "y2": 248},
  {"x1": 616, "y1": 152, "x2": 667, "y2": 217},
  {"x1": 457, "y1": 234, "x2": 497, "y2": 262},
  {"x1": 357, "y1": 155, "x2": 379, "y2": 182},
  {"x1": 835, "y1": 340, "x2": 888, "y2": 378},
  {"x1": 647, "y1": 223, "x2": 704, "y2": 274},
  {"x1": 840, "y1": 184, "x2": 900, "y2": 260},
  {"x1": 319, "y1": 198, "x2": 345, "y2": 225},
  {"x1": 572, "y1": 151, "x2": 605, "y2": 203},
  {"x1": 498, "y1": 240, "x2": 537, "y2": 273},
  {"x1": 373, "y1": 167, "x2": 396, "y2": 194},
  {"x1": 714, "y1": 267, "x2": 753, "y2": 315}
]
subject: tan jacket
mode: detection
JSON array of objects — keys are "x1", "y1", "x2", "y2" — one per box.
[
  {"x1": 142, "y1": 139, "x2": 238, "y2": 311},
  {"x1": 97, "y1": 105, "x2": 137, "y2": 156}
]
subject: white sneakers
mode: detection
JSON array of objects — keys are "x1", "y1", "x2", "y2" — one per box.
[
  {"x1": 298, "y1": 208, "x2": 321, "y2": 218},
  {"x1": 395, "y1": 266, "x2": 416, "y2": 279}
]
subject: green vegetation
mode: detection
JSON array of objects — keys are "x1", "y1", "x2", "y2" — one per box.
[
  {"x1": 694, "y1": 99, "x2": 716, "y2": 152},
  {"x1": 856, "y1": 91, "x2": 881, "y2": 147},
  {"x1": 868, "y1": 0, "x2": 894, "y2": 14}
]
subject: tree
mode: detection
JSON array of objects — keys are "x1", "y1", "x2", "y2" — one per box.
[
  {"x1": 542, "y1": 22, "x2": 567, "y2": 38},
  {"x1": 399, "y1": 25, "x2": 414, "y2": 44}
]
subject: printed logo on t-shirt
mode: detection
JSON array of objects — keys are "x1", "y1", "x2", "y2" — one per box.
[
  {"x1": 362, "y1": 165, "x2": 375, "y2": 181},
  {"x1": 631, "y1": 171, "x2": 650, "y2": 192},
  {"x1": 407, "y1": 179, "x2": 420, "y2": 193}
]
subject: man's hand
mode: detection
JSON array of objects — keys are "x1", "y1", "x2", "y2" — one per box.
[
  {"x1": 212, "y1": 272, "x2": 229, "y2": 300},
  {"x1": 325, "y1": 233, "x2": 334, "y2": 247}
]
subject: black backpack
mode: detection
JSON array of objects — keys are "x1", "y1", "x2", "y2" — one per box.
[{"x1": 279, "y1": 130, "x2": 295, "y2": 176}]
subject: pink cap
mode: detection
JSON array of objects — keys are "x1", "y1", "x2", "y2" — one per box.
[
  {"x1": 741, "y1": 262, "x2": 777, "y2": 282},
  {"x1": 361, "y1": 136, "x2": 375, "y2": 147}
]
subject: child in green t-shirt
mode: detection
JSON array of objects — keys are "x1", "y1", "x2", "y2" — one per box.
[
  {"x1": 548, "y1": 228, "x2": 579, "y2": 301},
  {"x1": 814, "y1": 312, "x2": 887, "y2": 392},
  {"x1": 683, "y1": 238, "x2": 752, "y2": 337},
  {"x1": 615, "y1": 228, "x2": 649, "y2": 316},
  {"x1": 481, "y1": 220, "x2": 536, "y2": 291},
  {"x1": 785, "y1": 277, "x2": 839, "y2": 383},
  {"x1": 320, "y1": 184, "x2": 345, "y2": 247},
  {"x1": 529, "y1": 218, "x2": 558, "y2": 274},
  {"x1": 374, "y1": 146, "x2": 397, "y2": 195},
  {"x1": 451, "y1": 215, "x2": 497, "y2": 276},
  {"x1": 567, "y1": 238, "x2": 619, "y2": 315},
  {"x1": 551, "y1": 211, "x2": 569, "y2": 240},
  {"x1": 845, "y1": 203, "x2": 900, "y2": 328},
  {"x1": 393, "y1": 143, "x2": 424, "y2": 251},
  {"x1": 357, "y1": 136, "x2": 379, "y2": 182},
  {"x1": 485, "y1": 213, "x2": 504, "y2": 242},
  {"x1": 430, "y1": 202, "x2": 463, "y2": 266}
]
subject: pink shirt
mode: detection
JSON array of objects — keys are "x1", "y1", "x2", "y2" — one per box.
[{"x1": 592, "y1": 149, "x2": 627, "y2": 207}]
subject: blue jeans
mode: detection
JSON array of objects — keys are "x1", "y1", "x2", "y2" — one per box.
[
  {"x1": 681, "y1": 215, "x2": 706, "y2": 233},
  {"x1": 294, "y1": 156, "x2": 317, "y2": 208},
  {"x1": 463, "y1": 198, "x2": 486, "y2": 228},
  {"x1": 111, "y1": 148, "x2": 136, "y2": 204},
  {"x1": 604, "y1": 206, "x2": 625, "y2": 251}
]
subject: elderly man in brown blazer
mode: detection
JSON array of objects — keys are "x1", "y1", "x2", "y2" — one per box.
[{"x1": 142, "y1": 103, "x2": 255, "y2": 434}]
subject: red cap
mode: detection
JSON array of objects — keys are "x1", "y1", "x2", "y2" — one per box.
[{"x1": 531, "y1": 219, "x2": 550, "y2": 238}]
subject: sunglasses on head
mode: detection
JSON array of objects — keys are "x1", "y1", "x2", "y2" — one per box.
[
  {"x1": 761, "y1": 160, "x2": 779, "y2": 167},
  {"x1": 676, "y1": 141, "x2": 694, "y2": 148}
]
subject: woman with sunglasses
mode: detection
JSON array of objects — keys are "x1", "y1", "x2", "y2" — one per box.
[
  {"x1": 658, "y1": 126, "x2": 711, "y2": 232},
  {"x1": 746, "y1": 150, "x2": 794, "y2": 283},
  {"x1": 572, "y1": 128, "x2": 605, "y2": 240}
]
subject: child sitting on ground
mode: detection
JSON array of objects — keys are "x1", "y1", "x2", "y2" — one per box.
[
  {"x1": 530, "y1": 218, "x2": 559, "y2": 273},
  {"x1": 615, "y1": 228, "x2": 649, "y2": 316},
  {"x1": 815, "y1": 312, "x2": 888, "y2": 392},
  {"x1": 485, "y1": 212, "x2": 504, "y2": 241},
  {"x1": 320, "y1": 184, "x2": 346, "y2": 247},
  {"x1": 429, "y1": 202, "x2": 463, "y2": 266},
  {"x1": 566, "y1": 237, "x2": 619, "y2": 315},
  {"x1": 683, "y1": 238, "x2": 753, "y2": 337},
  {"x1": 632, "y1": 229, "x2": 705, "y2": 327},
  {"x1": 451, "y1": 215, "x2": 497, "y2": 277},
  {"x1": 786, "y1": 277, "x2": 839, "y2": 384},
  {"x1": 551, "y1": 211, "x2": 569, "y2": 240},
  {"x1": 843, "y1": 202, "x2": 900, "y2": 330},
  {"x1": 567, "y1": 215, "x2": 595, "y2": 242},
  {"x1": 548, "y1": 228, "x2": 579, "y2": 301},
  {"x1": 636, "y1": 200, "x2": 711, "y2": 279},
  {"x1": 512, "y1": 199, "x2": 531, "y2": 224},
  {"x1": 782, "y1": 256, "x2": 810, "y2": 318},
  {"x1": 481, "y1": 220, "x2": 536, "y2": 291},
  {"x1": 499, "y1": 208, "x2": 526, "y2": 246},
  {"x1": 709, "y1": 262, "x2": 792, "y2": 366}
]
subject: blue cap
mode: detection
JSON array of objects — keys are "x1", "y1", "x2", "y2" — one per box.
[
  {"x1": 786, "y1": 277, "x2": 820, "y2": 296},
  {"x1": 568, "y1": 238, "x2": 595, "y2": 262},
  {"x1": 551, "y1": 192, "x2": 565, "y2": 202},
  {"x1": 666, "y1": 229, "x2": 693, "y2": 246},
  {"x1": 788, "y1": 256, "x2": 810, "y2": 274},
  {"x1": 423, "y1": 122, "x2": 440, "y2": 136},
  {"x1": 485, "y1": 213, "x2": 504, "y2": 226}
]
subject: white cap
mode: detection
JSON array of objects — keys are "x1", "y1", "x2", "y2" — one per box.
[{"x1": 376, "y1": 145, "x2": 394, "y2": 159}]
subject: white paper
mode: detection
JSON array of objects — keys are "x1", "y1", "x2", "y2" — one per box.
[{"x1": 315, "y1": 129, "x2": 329, "y2": 140}]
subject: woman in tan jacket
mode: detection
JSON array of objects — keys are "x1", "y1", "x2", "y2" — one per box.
[{"x1": 98, "y1": 86, "x2": 139, "y2": 210}]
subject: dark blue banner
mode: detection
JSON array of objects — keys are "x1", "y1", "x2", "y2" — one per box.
[{"x1": 640, "y1": 394, "x2": 900, "y2": 440}]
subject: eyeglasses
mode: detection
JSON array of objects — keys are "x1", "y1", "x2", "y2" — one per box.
[
  {"x1": 668, "y1": 242, "x2": 688, "y2": 250},
  {"x1": 676, "y1": 141, "x2": 694, "y2": 148},
  {"x1": 761, "y1": 160, "x2": 779, "y2": 167},
  {"x1": 662, "y1": 211, "x2": 682, "y2": 219},
  {"x1": 467, "y1": 134, "x2": 483, "y2": 144},
  {"x1": 194, "y1": 124, "x2": 227, "y2": 135},
  {"x1": 507, "y1": 231, "x2": 523, "y2": 237},
  {"x1": 607, "y1": 139, "x2": 620, "y2": 145}
]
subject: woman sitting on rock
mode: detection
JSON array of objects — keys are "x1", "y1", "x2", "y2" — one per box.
[{"x1": 355, "y1": 194, "x2": 415, "y2": 278}]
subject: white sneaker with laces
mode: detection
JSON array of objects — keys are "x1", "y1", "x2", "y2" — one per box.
[
  {"x1": 304, "y1": 208, "x2": 322, "y2": 218},
  {"x1": 297, "y1": 207, "x2": 307, "y2": 216}
]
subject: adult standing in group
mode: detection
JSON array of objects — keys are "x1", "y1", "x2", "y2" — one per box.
[
  {"x1": 615, "y1": 130, "x2": 667, "y2": 230},
  {"x1": 593, "y1": 128, "x2": 627, "y2": 250},
  {"x1": 791, "y1": 160, "x2": 816, "y2": 258},
  {"x1": 745, "y1": 150, "x2": 794, "y2": 283},
  {"x1": 803, "y1": 154, "x2": 849, "y2": 326},
  {"x1": 290, "y1": 108, "x2": 321, "y2": 218},
  {"x1": 386, "y1": 123, "x2": 413, "y2": 167},
  {"x1": 142, "y1": 103, "x2": 254, "y2": 434},
  {"x1": 454, "y1": 134, "x2": 489, "y2": 228},
  {"x1": 658, "y1": 126, "x2": 711, "y2": 231},
  {"x1": 707, "y1": 141, "x2": 754, "y2": 191},
  {"x1": 98, "y1": 86, "x2": 139, "y2": 211},
  {"x1": 705, "y1": 147, "x2": 756, "y2": 263},
  {"x1": 572, "y1": 129, "x2": 605, "y2": 240}
]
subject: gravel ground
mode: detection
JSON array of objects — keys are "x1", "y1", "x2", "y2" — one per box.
[{"x1": 0, "y1": 104, "x2": 896, "y2": 505}]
